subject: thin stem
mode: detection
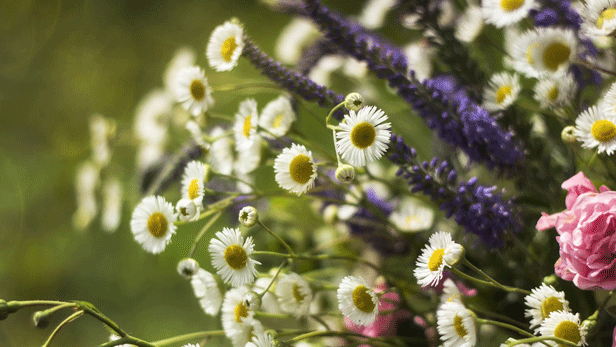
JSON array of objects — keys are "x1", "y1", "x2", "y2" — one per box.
[
  {"x1": 257, "y1": 220, "x2": 295, "y2": 256},
  {"x1": 257, "y1": 260, "x2": 287, "y2": 299},
  {"x1": 97, "y1": 336, "x2": 156, "y2": 347},
  {"x1": 42, "y1": 310, "x2": 84, "y2": 347},
  {"x1": 213, "y1": 82, "x2": 282, "y2": 92},
  {"x1": 309, "y1": 315, "x2": 331, "y2": 330},
  {"x1": 149, "y1": 330, "x2": 225, "y2": 346},
  {"x1": 213, "y1": 172, "x2": 262, "y2": 194},
  {"x1": 189, "y1": 210, "x2": 224, "y2": 258},
  {"x1": 575, "y1": 59, "x2": 616, "y2": 77},
  {"x1": 505, "y1": 336, "x2": 578, "y2": 347},
  {"x1": 461, "y1": 258, "x2": 531, "y2": 295},
  {"x1": 75, "y1": 301, "x2": 127, "y2": 337}
]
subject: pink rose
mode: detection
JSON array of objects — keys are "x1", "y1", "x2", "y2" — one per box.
[{"x1": 554, "y1": 191, "x2": 616, "y2": 290}]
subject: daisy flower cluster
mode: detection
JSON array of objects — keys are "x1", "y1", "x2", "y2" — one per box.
[{"x1": 48, "y1": 0, "x2": 616, "y2": 346}]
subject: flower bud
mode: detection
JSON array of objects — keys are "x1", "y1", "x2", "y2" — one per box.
[
  {"x1": 542, "y1": 274, "x2": 558, "y2": 286},
  {"x1": 33, "y1": 310, "x2": 51, "y2": 329},
  {"x1": 177, "y1": 199, "x2": 198, "y2": 222},
  {"x1": 239, "y1": 206, "x2": 258, "y2": 227},
  {"x1": 444, "y1": 243, "x2": 464, "y2": 266},
  {"x1": 0, "y1": 300, "x2": 9, "y2": 321},
  {"x1": 561, "y1": 126, "x2": 577, "y2": 143},
  {"x1": 177, "y1": 258, "x2": 200, "y2": 279},
  {"x1": 335, "y1": 164, "x2": 355, "y2": 183},
  {"x1": 344, "y1": 93, "x2": 364, "y2": 111},
  {"x1": 242, "y1": 291, "x2": 261, "y2": 311}
]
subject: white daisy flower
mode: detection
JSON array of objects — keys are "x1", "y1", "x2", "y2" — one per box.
[
  {"x1": 207, "y1": 126, "x2": 234, "y2": 175},
  {"x1": 259, "y1": 95, "x2": 295, "y2": 138},
  {"x1": 209, "y1": 227, "x2": 260, "y2": 287},
  {"x1": 602, "y1": 81, "x2": 616, "y2": 117},
  {"x1": 455, "y1": 4, "x2": 484, "y2": 43},
  {"x1": 135, "y1": 143, "x2": 165, "y2": 172},
  {"x1": 191, "y1": 268, "x2": 223, "y2": 316},
  {"x1": 440, "y1": 278, "x2": 463, "y2": 304},
  {"x1": 229, "y1": 317, "x2": 264, "y2": 347},
  {"x1": 275, "y1": 272, "x2": 313, "y2": 318},
  {"x1": 582, "y1": 0, "x2": 616, "y2": 37},
  {"x1": 101, "y1": 176, "x2": 123, "y2": 233},
  {"x1": 130, "y1": 196, "x2": 177, "y2": 254},
  {"x1": 163, "y1": 46, "x2": 196, "y2": 93},
  {"x1": 337, "y1": 276, "x2": 379, "y2": 326},
  {"x1": 133, "y1": 89, "x2": 172, "y2": 147},
  {"x1": 482, "y1": 0, "x2": 537, "y2": 28},
  {"x1": 89, "y1": 113, "x2": 114, "y2": 167},
  {"x1": 499, "y1": 339, "x2": 543, "y2": 347},
  {"x1": 252, "y1": 276, "x2": 282, "y2": 314},
  {"x1": 234, "y1": 134, "x2": 261, "y2": 174},
  {"x1": 181, "y1": 344, "x2": 199, "y2": 347},
  {"x1": 309, "y1": 55, "x2": 345, "y2": 86},
  {"x1": 221, "y1": 286, "x2": 256, "y2": 338},
  {"x1": 176, "y1": 198, "x2": 198, "y2": 222},
  {"x1": 181, "y1": 160, "x2": 208, "y2": 206},
  {"x1": 521, "y1": 28, "x2": 578, "y2": 78},
  {"x1": 534, "y1": 73, "x2": 576, "y2": 109},
  {"x1": 273, "y1": 143, "x2": 317, "y2": 196},
  {"x1": 436, "y1": 300, "x2": 477, "y2": 347},
  {"x1": 524, "y1": 283, "x2": 570, "y2": 330},
  {"x1": 207, "y1": 21, "x2": 244, "y2": 72},
  {"x1": 238, "y1": 206, "x2": 258, "y2": 227},
  {"x1": 539, "y1": 311, "x2": 587, "y2": 346},
  {"x1": 185, "y1": 120, "x2": 209, "y2": 150},
  {"x1": 389, "y1": 196, "x2": 435, "y2": 233},
  {"x1": 335, "y1": 106, "x2": 391, "y2": 167},
  {"x1": 233, "y1": 98, "x2": 260, "y2": 151},
  {"x1": 404, "y1": 39, "x2": 435, "y2": 81},
  {"x1": 177, "y1": 257, "x2": 199, "y2": 279},
  {"x1": 414, "y1": 231, "x2": 461, "y2": 287},
  {"x1": 73, "y1": 161, "x2": 100, "y2": 231},
  {"x1": 109, "y1": 334, "x2": 135, "y2": 347},
  {"x1": 246, "y1": 331, "x2": 276, "y2": 347},
  {"x1": 574, "y1": 105, "x2": 616, "y2": 155},
  {"x1": 357, "y1": 0, "x2": 397, "y2": 29},
  {"x1": 275, "y1": 18, "x2": 320, "y2": 65},
  {"x1": 172, "y1": 66, "x2": 214, "y2": 117},
  {"x1": 483, "y1": 72, "x2": 521, "y2": 112}
]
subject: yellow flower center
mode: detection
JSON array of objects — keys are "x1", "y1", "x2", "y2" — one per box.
[
  {"x1": 221, "y1": 37, "x2": 238, "y2": 62},
  {"x1": 553, "y1": 320, "x2": 581, "y2": 345},
  {"x1": 404, "y1": 215, "x2": 420, "y2": 225},
  {"x1": 350, "y1": 122, "x2": 376, "y2": 149},
  {"x1": 428, "y1": 248, "x2": 445, "y2": 272},
  {"x1": 500, "y1": 0, "x2": 525, "y2": 12},
  {"x1": 273, "y1": 113, "x2": 285, "y2": 129},
  {"x1": 293, "y1": 284, "x2": 305, "y2": 303},
  {"x1": 542, "y1": 42, "x2": 571, "y2": 72},
  {"x1": 188, "y1": 179, "x2": 200, "y2": 200},
  {"x1": 592, "y1": 120, "x2": 616, "y2": 142},
  {"x1": 234, "y1": 302, "x2": 249, "y2": 323},
  {"x1": 352, "y1": 285, "x2": 376, "y2": 313},
  {"x1": 242, "y1": 115, "x2": 252, "y2": 138},
  {"x1": 597, "y1": 8, "x2": 616, "y2": 29},
  {"x1": 548, "y1": 86, "x2": 559, "y2": 101},
  {"x1": 495, "y1": 85, "x2": 512, "y2": 104},
  {"x1": 540, "y1": 296, "x2": 564, "y2": 319},
  {"x1": 289, "y1": 154, "x2": 314, "y2": 184},
  {"x1": 147, "y1": 212, "x2": 168, "y2": 238},
  {"x1": 526, "y1": 42, "x2": 538, "y2": 65},
  {"x1": 453, "y1": 314, "x2": 468, "y2": 338},
  {"x1": 224, "y1": 245, "x2": 248, "y2": 270},
  {"x1": 190, "y1": 79, "x2": 205, "y2": 101}
]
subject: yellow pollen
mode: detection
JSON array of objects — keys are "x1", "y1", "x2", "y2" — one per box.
[
  {"x1": 273, "y1": 113, "x2": 285, "y2": 129},
  {"x1": 188, "y1": 179, "x2": 200, "y2": 200},
  {"x1": 553, "y1": 320, "x2": 581, "y2": 345},
  {"x1": 548, "y1": 86, "x2": 559, "y2": 101},
  {"x1": 597, "y1": 8, "x2": 616, "y2": 29},
  {"x1": 500, "y1": 0, "x2": 525, "y2": 12},
  {"x1": 495, "y1": 85, "x2": 512, "y2": 104},
  {"x1": 293, "y1": 284, "x2": 305, "y2": 303},
  {"x1": 190, "y1": 79, "x2": 205, "y2": 101},
  {"x1": 289, "y1": 154, "x2": 314, "y2": 184},
  {"x1": 234, "y1": 302, "x2": 249, "y2": 323},
  {"x1": 147, "y1": 212, "x2": 168, "y2": 238},
  {"x1": 453, "y1": 314, "x2": 468, "y2": 338},
  {"x1": 242, "y1": 115, "x2": 252, "y2": 138},
  {"x1": 592, "y1": 120, "x2": 616, "y2": 142},
  {"x1": 542, "y1": 42, "x2": 571, "y2": 72},
  {"x1": 224, "y1": 245, "x2": 248, "y2": 270},
  {"x1": 428, "y1": 248, "x2": 445, "y2": 272},
  {"x1": 221, "y1": 37, "x2": 238, "y2": 62},
  {"x1": 405, "y1": 215, "x2": 420, "y2": 225},
  {"x1": 352, "y1": 285, "x2": 376, "y2": 313},
  {"x1": 526, "y1": 42, "x2": 538, "y2": 65},
  {"x1": 540, "y1": 296, "x2": 564, "y2": 319},
  {"x1": 350, "y1": 122, "x2": 376, "y2": 149}
]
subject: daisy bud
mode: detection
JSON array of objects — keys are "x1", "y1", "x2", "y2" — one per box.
[
  {"x1": 33, "y1": 310, "x2": 51, "y2": 329},
  {"x1": 542, "y1": 274, "x2": 558, "y2": 286},
  {"x1": 344, "y1": 92, "x2": 364, "y2": 111},
  {"x1": 177, "y1": 258, "x2": 200, "y2": 279},
  {"x1": 239, "y1": 206, "x2": 258, "y2": 227},
  {"x1": 561, "y1": 126, "x2": 577, "y2": 143},
  {"x1": 335, "y1": 164, "x2": 355, "y2": 183},
  {"x1": 242, "y1": 291, "x2": 261, "y2": 311},
  {"x1": 444, "y1": 243, "x2": 464, "y2": 266},
  {"x1": 176, "y1": 198, "x2": 198, "y2": 222}
]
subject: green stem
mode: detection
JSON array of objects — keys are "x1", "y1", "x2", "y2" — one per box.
[
  {"x1": 461, "y1": 258, "x2": 531, "y2": 295},
  {"x1": 213, "y1": 82, "x2": 281, "y2": 92},
  {"x1": 257, "y1": 220, "x2": 295, "y2": 256},
  {"x1": 75, "y1": 301, "x2": 127, "y2": 337},
  {"x1": 97, "y1": 336, "x2": 156, "y2": 347},
  {"x1": 505, "y1": 336, "x2": 578, "y2": 347},
  {"x1": 326, "y1": 102, "x2": 345, "y2": 127},
  {"x1": 149, "y1": 330, "x2": 225, "y2": 346},
  {"x1": 42, "y1": 310, "x2": 84, "y2": 347},
  {"x1": 189, "y1": 210, "x2": 223, "y2": 258},
  {"x1": 254, "y1": 311, "x2": 291, "y2": 319},
  {"x1": 257, "y1": 260, "x2": 287, "y2": 299}
]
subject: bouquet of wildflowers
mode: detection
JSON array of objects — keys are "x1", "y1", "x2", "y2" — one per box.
[{"x1": 8, "y1": 0, "x2": 616, "y2": 346}]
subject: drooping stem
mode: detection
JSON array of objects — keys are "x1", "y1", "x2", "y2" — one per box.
[
  {"x1": 149, "y1": 330, "x2": 225, "y2": 346},
  {"x1": 189, "y1": 210, "x2": 224, "y2": 258},
  {"x1": 460, "y1": 258, "x2": 531, "y2": 295},
  {"x1": 257, "y1": 220, "x2": 295, "y2": 256},
  {"x1": 42, "y1": 310, "x2": 84, "y2": 347}
]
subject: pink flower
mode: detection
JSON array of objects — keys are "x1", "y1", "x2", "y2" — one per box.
[{"x1": 613, "y1": 325, "x2": 616, "y2": 347}]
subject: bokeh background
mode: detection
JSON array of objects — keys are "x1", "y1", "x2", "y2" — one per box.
[{"x1": 0, "y1": 1, "x2": 394, "y2": 346}]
